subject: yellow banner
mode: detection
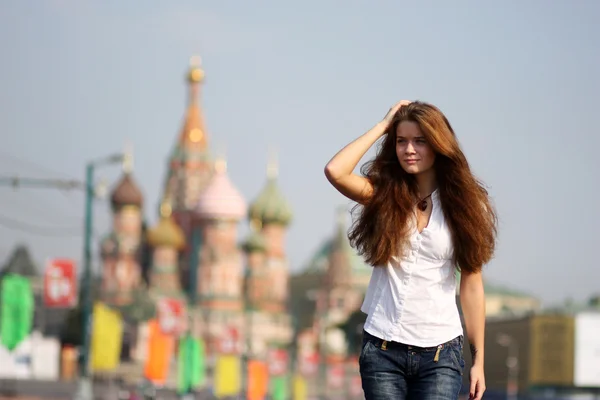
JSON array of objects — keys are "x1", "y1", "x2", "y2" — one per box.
[
  {"x1": 293, "y1": 375, "x2": 307, "y2": 400},
  {"x1": 91, "y1": 302, "x2": 123, "y2": 372},
  {"x1": 214, "y1": 355, "x2": 241, "y2": 398}
]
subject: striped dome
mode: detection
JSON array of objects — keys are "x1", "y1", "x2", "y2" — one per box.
[
  {"x1": 195, "y1": 161, "x2": 246, "y2": 220},
  {"x1": 248, "y1": 177, "x2": 293, "y2": 227}
]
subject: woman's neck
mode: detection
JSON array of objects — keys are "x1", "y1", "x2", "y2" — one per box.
[{"x1": 415, "y1": 169, "x2": 437, "y2": 198}]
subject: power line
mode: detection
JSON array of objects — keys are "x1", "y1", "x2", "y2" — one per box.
[
  {"x1": 0, "y1": 176, "x2": 83, "y2": 190},
  {"x1": 0, "y1": 149, "x2": 80, "y2": 181},
  {"x1": 0, "y1": 213, "x2": 81, "y2": 237},
  {"x1": 0, "y1": 176, "x2": 107, "y2": 241}
]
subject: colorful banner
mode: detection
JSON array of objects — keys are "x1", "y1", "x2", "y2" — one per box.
[
  {"x1": 293, "y1": 375, "x2": 307, "y2": 400},
  {"x1": 298, "y1": 351, "x2": 319, "y2": 377},
  {"x1": 268, "y1": 349, "x2": 288, "y2": 376},
  {"x1": 271, "y1": 376, "x2": 288, "y2": 400},
  {"x1": 219, "y1": 326, "x2": 241, "y2": 355},
  {"x1": 157, "y1": 298, "x2": 185, "y2": 335},
  {"x1": 214, "y1": 355, "x2": 240, "y2": 398},
  {"x1": 247, "y1": 360, "x2": 268, "y2": 400},
  {"x1": 43, "y1": 258, "x2": 77, "y2": 308},
  {"x1": 144, "y1": 319, "x2": 175, "y2": 384},
  {"x1": 177, "y1": 335, "x2": 206, "y2": 394},
  {"x1": 90, "y1": 302, "x2": 123, "y2": 371},
  {"x1": 0, "y1": 274, "x2": 34, "y2": 351}
]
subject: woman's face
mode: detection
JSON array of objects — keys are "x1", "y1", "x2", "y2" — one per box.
[{"x1": 395, "y1": 120, "x2": 436, "y2": 175}]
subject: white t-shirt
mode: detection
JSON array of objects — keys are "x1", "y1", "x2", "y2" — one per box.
[{"x1": 361, "y1": 189, "x2": 463, "y2": 347}]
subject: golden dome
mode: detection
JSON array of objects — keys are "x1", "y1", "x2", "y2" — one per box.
[{"x1": 147, "y1": 200, "x2": 186, "y2": 249}]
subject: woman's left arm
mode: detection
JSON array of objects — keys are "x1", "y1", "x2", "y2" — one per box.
[{"x1": 460, "y1": 270, "x2": 486, "y2": 400}]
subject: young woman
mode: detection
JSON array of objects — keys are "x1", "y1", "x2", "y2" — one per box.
[{"x1": 324, "y1": 100, "x2": 497, "y2": 400}]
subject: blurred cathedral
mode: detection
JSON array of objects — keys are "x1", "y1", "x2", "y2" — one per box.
[{"x1": 98, "y1": 57, "x2": 294, "y2": 374}]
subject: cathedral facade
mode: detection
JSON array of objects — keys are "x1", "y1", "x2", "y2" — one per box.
[{"x1": 98, "y1": 58, "x2": 294, "y2": 376}]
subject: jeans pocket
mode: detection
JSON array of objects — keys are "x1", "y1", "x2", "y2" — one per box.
[
  {"x1": 359, "y1": 336, "x2": 373, "y2": 365},
  {"x1": 448, "y1": 343, "x2": 465, "y2": 375}
]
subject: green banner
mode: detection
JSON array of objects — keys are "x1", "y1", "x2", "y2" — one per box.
[
  {"x1": 271, "y1": 375, "x2": 288, "y2": 400},
  {"x1": 1, "y1": 274, "x2": 34, "y2": 351},
  {"x1": 178, "y1": 335, "x2": 206, "y2": 393}
]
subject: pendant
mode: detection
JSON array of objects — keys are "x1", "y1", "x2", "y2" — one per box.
[{"x1": 418, "y1": 200, "x2": 428, "y2": 211}]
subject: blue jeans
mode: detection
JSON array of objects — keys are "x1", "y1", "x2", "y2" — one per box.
[{"x1": 359, "y1": 330, "x2": 465, "y2": 399}]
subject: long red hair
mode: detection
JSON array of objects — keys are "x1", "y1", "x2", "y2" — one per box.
[{"x1": 348, "y1": 101, "x2": 497, "y2": 274}]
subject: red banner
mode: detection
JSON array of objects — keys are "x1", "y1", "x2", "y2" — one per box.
[
  {"x1": 44, "y1": 258, "x2": 77, "y2": 308},
  {"x1": 219, "y1": 326, "x2": 241, "y2": 355},
  {"x1": 298, "y1": 351, "x2": 319, "y2": 376},
  {"x1": 327, "y1": 364, "x2": 344, "y2": 389},
  {"x1": 268, "y1": 349, "x2": 288, "y2": 376},
  {"x1": 157, "y1": 298, "x2": 185, "y2": 335}
]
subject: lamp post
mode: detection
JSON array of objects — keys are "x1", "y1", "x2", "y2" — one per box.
[
  {"x1": 76, "y1": 153, "x2": 125, "y2": 400},
  {"x1": 497, "y1": 333, "x2": 519, "y2": 400}
]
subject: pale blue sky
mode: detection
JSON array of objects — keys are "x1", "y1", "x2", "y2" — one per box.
[{"x1": 0, "y1": 1, "x2": 598, "y2": 305}]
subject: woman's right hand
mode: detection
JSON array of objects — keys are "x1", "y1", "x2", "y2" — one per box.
[
  {"x1": 324, "y1": 99, "x2": 411, "y2": 204},
  {"x1": 382, "y1": 100, "x2": 412, "y2": 126}
]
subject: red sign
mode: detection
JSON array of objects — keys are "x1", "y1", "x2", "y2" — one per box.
[
  {"x1": 219, "y1": 326, "x2": 241, "y2": 354},
  {"x1": 44, "y1": 258, "x2": 77, "y2": 308},
  {"x1": 157, "y1": 298, "x2": 185, "y2": 335},
  {"x1": 298, "y1": 352, "x2": 319, "y2": 376},
  {"x1": 268, "y1": 349, "x2": 288, "y2": 376}
]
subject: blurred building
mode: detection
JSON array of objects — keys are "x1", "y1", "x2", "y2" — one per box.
[
  {"x1": 96, "y1": 58, "x2": 295, "y2": 385},
  {"x1": 289, "y1": 207, "x2": 370, "y2": 399},
  {"x1": 470, "y1": 303, "x2": 600, "y2": 399}
]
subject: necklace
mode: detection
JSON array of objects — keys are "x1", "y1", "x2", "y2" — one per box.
[{"x1": 417, "y1": 193, "x2": 433, "y2": 211}]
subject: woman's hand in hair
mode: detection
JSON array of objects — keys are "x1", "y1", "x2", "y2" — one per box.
[{"x1": 382, "y1": 100, "x2": 412, "y2": 125}]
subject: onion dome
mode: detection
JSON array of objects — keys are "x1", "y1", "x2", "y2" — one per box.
[
  {"x1": 195, "y1": 159, "x2": 246, "y2": 221},
  {"x1": 111, "y1": 174, "x2": 143, "y2": 210},
  {"x1": 110, "y1": 151, "x2": 143, "y2": 210},
  {"x1": 248, "y1": 157, "x2": 292, "y2": 227},
  {"x1": 241, "y1": 229, "x2": 267, "y2": 253},
  {"x1": 147, "y1": 200, "x2": 185, "y2": 249}
]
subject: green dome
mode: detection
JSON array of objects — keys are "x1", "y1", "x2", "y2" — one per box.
[
  {"x1": 248, "y1": 178, "x2": 293, "y2": 226},
  {"x1": 242, "y1": 229, "x2": 267, "y2": 253}
]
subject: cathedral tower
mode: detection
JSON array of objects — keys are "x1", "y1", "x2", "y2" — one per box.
[
  {"x1": 192, "y1": 158, "x2": 247, "y2": 354},
  {"x1": 100, "y1": 150, "x2": 144, "y2": 305}
]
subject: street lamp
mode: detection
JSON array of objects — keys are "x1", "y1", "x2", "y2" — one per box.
[
  {"x1": 76, "y1": 153, "x2": 125, "y2": 400},
  {"x1": 497, "y1": 333, "x2": 519, "y2": 400}
]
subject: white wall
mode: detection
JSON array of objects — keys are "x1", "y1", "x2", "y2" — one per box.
[{"x1": 574, "y1": 312, "x2": 600, "y2": 387}]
